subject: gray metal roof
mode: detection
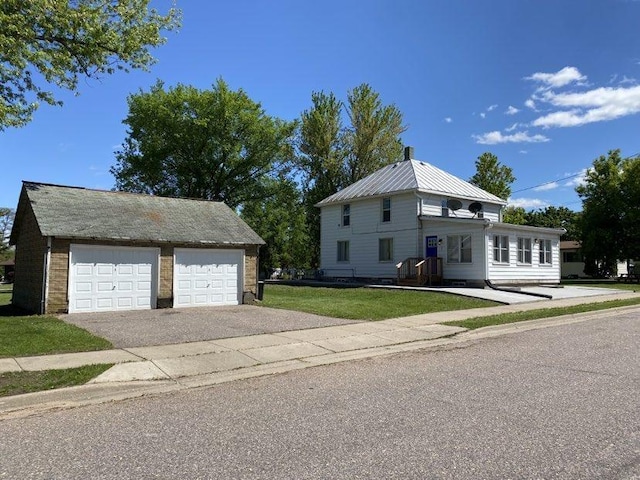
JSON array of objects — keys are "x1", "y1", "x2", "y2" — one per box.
[
  {"x1": 12, "y1": 182, "x2": 265, "y2": 246},
  {"x1": 316, "y1": 159, "x2": 507, "y2": 206}
]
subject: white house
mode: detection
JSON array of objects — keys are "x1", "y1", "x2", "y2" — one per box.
[{"x1": 316, "y1": 147, "x2": 565, "y2": 287}]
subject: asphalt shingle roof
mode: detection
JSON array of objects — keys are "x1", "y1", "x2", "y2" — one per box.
[
  {"x1": 14, "y1": 182, "x2": 265, "y2": 246},
  {"x1": 316, "y1": 159, "x2": 507, "y2": 206}
]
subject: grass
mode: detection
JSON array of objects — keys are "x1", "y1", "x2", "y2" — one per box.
[
  {"x1": 0, "y1": 364, "x2": 113, "y2": 397},
  {"x1": 561, "y1": 280, "x2": 640, "y2": 292},
  {"x1": 261, "y1": 284, "x2": 498, "y2": 320},
  {"x1": 0, "y1": 286, "x2": 113, "y2": 359},
  {"x1": 444, "y1": 296, "x2": 640, "y2": 330}
]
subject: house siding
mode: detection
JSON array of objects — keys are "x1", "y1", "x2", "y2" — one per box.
[
  {"x1": 487, "y1": 229, "x2": 561, "y2": 285},
  {"x1": 39, "y1": 239, "x2": 260, "y2": 314},
  {"x1": 320, "y1": 193, "x2": 420, "y2": 278},
  {"x1": 419, "y1": 195, "x2": 501, "y2": 221},
  {"x1": 11, "y1": 202, "x2": 47, "y2": 313}
]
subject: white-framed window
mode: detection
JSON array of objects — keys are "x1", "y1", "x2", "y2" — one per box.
[
  {"x1": 342, "y1": 204, "x2": 350, "y2": 227},
  {"x1": 379, "y1": 238, "x2": 393, "y2": 262},
  {"x1": 493, "y1": 235, "x2": 509, "y2": 263},
  {"x1": 539, "y1": 239, "x2": 552, "y2": 265},
  {"x1": 337, "y1": 241, "x2": 349, "y2": 262},
  {"x1": 517, "y1": 237, "x2": 532, "y2": 264},
  {"x1": 447, "y1": 235, "x2": 472, "y2": 263},
  {"x1": 381, "y1": 197, "x2": 391, "y2": 223}
]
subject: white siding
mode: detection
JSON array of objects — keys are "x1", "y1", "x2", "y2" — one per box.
[
  {"x1": 419, "y1": 219, "x2": 487, "y2": 282},
  {"x1": 419, "y1": 195, "x2": 502, "y2": 221},
  {"x1": 486, "y1": 228, "x2": 561, "y2": 284},
  {"x1": 320, "y1": 193, "x2": 420, "y2": 278}
]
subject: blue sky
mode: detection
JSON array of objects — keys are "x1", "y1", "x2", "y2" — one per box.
[{"x1": 2, "y1": 0, "x2": 640, "y2": 212}]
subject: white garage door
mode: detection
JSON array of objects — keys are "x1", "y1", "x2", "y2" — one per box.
[
  {"x1": 69, "y1": 245, "x2": 159, "y2": 313},
  {"x1": 173, "y1": 248, "x2": 243, "y2": 308}
]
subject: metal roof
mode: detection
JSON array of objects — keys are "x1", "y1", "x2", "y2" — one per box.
[
  {"x1": 316, "y1": 159, "x2": 507, "y2": 206},
  {"x1": 11, "y1": 182, "x2": 265, "y2": 246}
]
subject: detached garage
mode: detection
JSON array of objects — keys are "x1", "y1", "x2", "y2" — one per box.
[{"x1": 9, "y1": 182, "x2": 265, "y2": 314}]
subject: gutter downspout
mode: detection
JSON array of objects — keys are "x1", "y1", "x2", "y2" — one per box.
[{"x1": 40, "y1": 237, "x2": 51, "y2": 315}]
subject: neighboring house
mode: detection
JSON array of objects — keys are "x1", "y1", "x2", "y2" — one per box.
[
  {"x1": 0, "y1": 258, "x2": 14, "y2": 283},
  {"x1": 10, "y1": 182, "x2": 265, "y2": 314},
  {"x1": 316, "y1": 147, "x2": 565, "y2": 287},
  {"x1": 560, "y1": 240, "x2": 631, "y2": 278}
]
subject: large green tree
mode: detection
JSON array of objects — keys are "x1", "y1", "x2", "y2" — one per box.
[
  {"x1": 576, "y1": 149, "x2": 628, "y2": 276},
  {"x1": 298, "y1": 84, "x2": 406, "y2": 265},
  {"x1": 525, "y1": 206, "x2": 580, "y2": 241},
  {"x1": 469, "y1": 152, "x2": 515, "y2": 200},
  {"x1": 241, "y1": 175, "x2": 310, "y2": 276},
  {"x1": 0, "y1": 0, "x2": 180, "y2": 129},
  {"x1": 0, "y1": 208, "x2": 14, "y2": 262},
  {"x1": 111, "y1": 79, "x2": 296, "y2": 209}
]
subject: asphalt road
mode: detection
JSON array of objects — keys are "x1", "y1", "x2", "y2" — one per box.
[{"x1": 1, "y1": 310, "x2": 638, "y2": 479}]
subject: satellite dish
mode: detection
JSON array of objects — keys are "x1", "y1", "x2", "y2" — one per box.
[
  {"x1": 469, "y1": 202, "x2": 483, "y2": 214},
  {"x1": 446, "y1": 199, "x2": 463, "y2": 211}
]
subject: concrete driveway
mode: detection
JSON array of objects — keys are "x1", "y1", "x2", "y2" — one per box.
[{"x1": 60, "y1": 305, "x2": 359, "y2": 348}]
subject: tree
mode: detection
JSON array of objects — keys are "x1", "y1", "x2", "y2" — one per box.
[
  {"x1": 525, "y1": 206, "x2": 580, "y2": 241},
  {"x1": 501, "y1": 206, "x2": 527, "y2": 225},
  {"x1": 297, "y1": 84, "x2": 406, "y2": 265},
  {"x1": 618, "y1": 154, "x2": 640, "y2": 262},
  {"x1": 0, "y1": 208, "x2": 15, "y2": 261},
  {"x1": 241, "y1": 175, "x2": 310, "y2": 276},
  {"x1": 0, "y1": 0, "x2": 180, "y2": 129},
  {"x1": 469, "y1": 152, "x2": 515, "y2": 200},
  {"x1": 111, "y1": 79, "x2": 297, "y2": 210},
  {"x1": 576, "y1": 150, "x2": 627, "y2": 276}
]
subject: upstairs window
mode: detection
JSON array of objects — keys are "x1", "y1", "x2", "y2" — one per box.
[
  {"x1": 493, "y1": 235, "x2": 509, "y2": 263},
  {"x1": 382, "y1": 197, "x2": 391, "y2": 223},
  {"x1": 342, "y1": 204, "x2": 350, "y2": 227},
  {"x1": 517, "y1": 237, "x2": 532, "y2": 264},
  {"x1": 539, "y1": 239, "x2": 552, "y2": 265}
]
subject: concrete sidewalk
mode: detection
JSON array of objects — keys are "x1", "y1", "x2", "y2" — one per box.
[
  {"x1": 1, "y1": 290, "x2": 638, "y2": 383},
  {"x1": 1, "y1": 290, "x2": 639, "y2": 420}
]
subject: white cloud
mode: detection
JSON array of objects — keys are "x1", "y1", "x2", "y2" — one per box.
[
  {"x1": 480, "y1": 112, "x2": 486, "y2": 119},
  {"x1": 505, "y1": 105, "x2": 520, "y2": 115},
  {"x1": 533, "y1": 182, "x2": 559, "y2": 192},
  {"x1": 444, "y1": 117, "x2": 452, "y2": 123},
  {"x1": 507, "y1": 197, "x2": 549, "y2": 209},
  {"x1": 472, "y1": 130, "x2": 550, "y2": 145},
  {"x1": 505, "y1": 122, "x2": 520, "y2": 132},
  {"x1": 524, "y1": 98, "x2": 536, "y2": 110},
  {"x1": 525, "y1": 66, "x2": 587, "y2": 89},
  {"x1": 532, "y1": 84, "x2": 640, "y2": 128},
  {"x1": 620, "y1": 75, "x2": 637, "y2": 85},
  {"x1": 519, "y1": 150, "x2": 528, "y2": 154},
  {"x1": 487, "y1": 104, "x2": 498, "y2": 111},
  {"x1": 564, "y1": 169, "x2": 588, "y2": 187}
]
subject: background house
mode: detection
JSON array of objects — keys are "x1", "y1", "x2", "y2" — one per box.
[
  {"x1": 560, "y1": 240, "x2": 631, "y2": 278},
  {"x1": 316, "y1": 147, "x2": 564, "y2": 287},
  {"x1": 10, "y1": 182, "x2": 264, "y2": 314}
]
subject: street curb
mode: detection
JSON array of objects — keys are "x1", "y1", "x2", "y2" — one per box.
[{"x1": 2, "y1": 305, "x2": 638, "y2": 421}]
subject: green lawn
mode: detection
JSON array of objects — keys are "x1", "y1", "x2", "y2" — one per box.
[
  {"x1": 0, "y1": 364, "x2": 113, "y2": 397},
  {"x1": 444, "y1": 296, "x2": 640, "y2": 330},
  {"x1": 561, "y1": 281, "x2": 640, "y2": 291},
  {"x1": 261, "y1": 284, "x2": 498, "y2": 320}
]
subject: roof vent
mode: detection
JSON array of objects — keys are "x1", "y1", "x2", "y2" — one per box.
[{"x1": 403, "y1": 146, "x2": 414, "y2": 161}]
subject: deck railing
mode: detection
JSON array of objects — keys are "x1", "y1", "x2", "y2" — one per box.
[{"x1": 396, "y1": 257, "x2": 442, "y2": 286}]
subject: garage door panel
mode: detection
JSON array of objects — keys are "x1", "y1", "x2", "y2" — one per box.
[
  {"x1": 69, "y1": 245, "x2": 158, "y2": 313},
  {"x1": 174, "y1": 249, "x2": 242, "y2": 308}
]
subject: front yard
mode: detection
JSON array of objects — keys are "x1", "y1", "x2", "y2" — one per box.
[{"x1": 261, "y1": 284, "x2": 498, "y2": 320}]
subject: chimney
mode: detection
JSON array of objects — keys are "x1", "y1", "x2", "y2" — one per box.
[{"x1": 404, "y1": 146, "x2": 414, "y2": 161}]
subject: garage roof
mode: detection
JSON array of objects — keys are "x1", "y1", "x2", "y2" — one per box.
[{"x1": 11, "y1": 182, "x2": 265, "y2": 246}]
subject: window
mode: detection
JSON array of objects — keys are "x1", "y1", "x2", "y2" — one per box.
[
  {"x1": 342, "y1": 204, "x2": 350, "y2": 226},
  {"x1": 379, "y1": 238, "x2": 393, "y2": 262},
  {"x1": 382, "y1": 197, "x2": 391, "y2": 222},
  {"x1": 447, "y1": 235, "x2": 472, "y2": 263},
  {"x1": 539, "y1": 239, "x2": 552, "y2": 265},
  {"x1": 517, "y1": 237, "x2": 532, "y2": 264},
  {"x1": 493, "y1": 235, "x2": 509, "y2": 263},
  {"x1": 563, "y1": 251, "x2": 582, "y2": 263},
  {"x1": 337, "y1": 241, "x2": 349, "y2": 262}
]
